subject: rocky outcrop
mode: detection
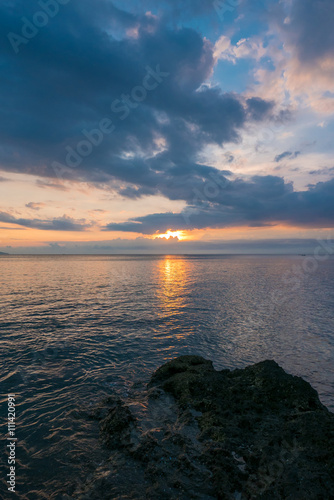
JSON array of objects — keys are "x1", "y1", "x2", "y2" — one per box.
[{"x1": 73, "y1": 356, "x2": 334, "y2": 499}]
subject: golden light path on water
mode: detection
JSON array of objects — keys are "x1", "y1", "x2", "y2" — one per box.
[{"x1": 154, "y1": 257, "x2": 191, "y2": 353}]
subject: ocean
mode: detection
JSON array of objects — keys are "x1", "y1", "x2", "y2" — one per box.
[{"x1": 1, "y1": 254, "x2": 334, "y2": 498}]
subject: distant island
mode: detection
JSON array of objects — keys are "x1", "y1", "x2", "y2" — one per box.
[{"x1": 0, "y1": 251, "x2": 9, "y2": 255}]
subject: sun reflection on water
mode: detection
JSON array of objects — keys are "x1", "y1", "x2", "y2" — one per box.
[{"x1": 154, "y1": 257, "x2": 191, "y2": 344}]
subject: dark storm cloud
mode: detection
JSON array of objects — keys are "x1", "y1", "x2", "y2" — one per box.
[
  {"x1": 246, "y1": 98, "x2": 275, "y2": 121},
  {"x1": 105, "y1": 212, "x2": 188, "y2": 234},
  {"x1": 0, "y1": 0, "x2": 270, "y2": 187},
  {"x1": 274, "y1": 151, "x2": 301, "y2": 163},
  {"x1": 282, "y1": 0, "x2": 334, "y2": 65},
  {"x1": 105, "y1": 176, "x2": 334, "y2": 233},
  {"x1": 0, "y1": 212, "x2": 90, "y2": 231}
]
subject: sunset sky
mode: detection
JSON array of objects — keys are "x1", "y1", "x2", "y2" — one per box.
[{"x1": 1, "y1": 0, "x2": 334, "y2": 253}]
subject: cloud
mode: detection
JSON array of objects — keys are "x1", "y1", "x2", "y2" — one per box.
[
  {"x1": 116, "y1": 0, "x2": 216, "y2": 21},
  {"x1": 248, "y1": 0, "x2": 334, "y2": 113},
  {"x1": 36, "y1": 180, "x2": 69, "y2": 191},
  {"x1": 89, "y1": 209, "x2": 109, "y2": 214},
  {"x1": 214, "y1": 36, "x2": 266, "y2": 63},
  {"x1": 309, "y1": 166, "x2": 334, "y2": 176},
  {"x1": 241, "y1": 0, "x2": 334, "y2": 67},
  {"x1": 0, "y1": 0, "x2": 274, "y2": 195},
  {"x1": 104, "y1": 176, "x2": 334, "y2": 233},
  {"x1": 0, "y1": 212, "x2": 91, "y2": 231},
  {"x1": 282, "y1": 0, "x2": 334, "y2": 66},
  {"x1": 246, "y1": 97, "x2": 275, "y2": 121},
  {"x1": 25, "y1": 202, "x2": 46, "y2": 211},
  {"x1": 274, "y1": 151, "x2": 301, "y2": 163}
]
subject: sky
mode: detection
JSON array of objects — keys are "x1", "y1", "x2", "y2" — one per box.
[{"x1": 0, "y1": 0, "x2": 334, "y2": 254}]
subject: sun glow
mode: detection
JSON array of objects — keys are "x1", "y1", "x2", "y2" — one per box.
[{"x1": 154, "y1": 230, "x2": 185, "y2": 241}]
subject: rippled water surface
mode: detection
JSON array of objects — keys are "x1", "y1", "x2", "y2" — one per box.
[{"x1": 1, "y1": 255, "x2": 334, "y2": 498}]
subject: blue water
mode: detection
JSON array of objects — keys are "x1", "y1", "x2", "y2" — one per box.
[{"x1": 1, "y1": 255, "x2": 334, "y2": 498}]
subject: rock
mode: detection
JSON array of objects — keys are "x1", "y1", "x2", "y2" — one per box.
[
  {"x1": 73, "y1": 356, "x2": 334, "y2": 499},
  {"x1": 98, "y1": 397, "x2": 136, "y2": 449}
]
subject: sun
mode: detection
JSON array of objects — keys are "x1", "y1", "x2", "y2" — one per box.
[{"x1": 154, "y1": 230, "x2": 186, "y2": 241}]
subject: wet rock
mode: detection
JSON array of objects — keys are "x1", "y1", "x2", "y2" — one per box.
[
  {"x1": 74, "y1": 356, "x2": 334, "y2": 499},
  {"x1": 98, "y1": 398, "x2": 136, "y2": 449}
]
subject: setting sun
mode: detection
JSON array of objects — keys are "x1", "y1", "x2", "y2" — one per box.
[{"x1": 154, "y1": 230, "x2": 186, "y2": 241}]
